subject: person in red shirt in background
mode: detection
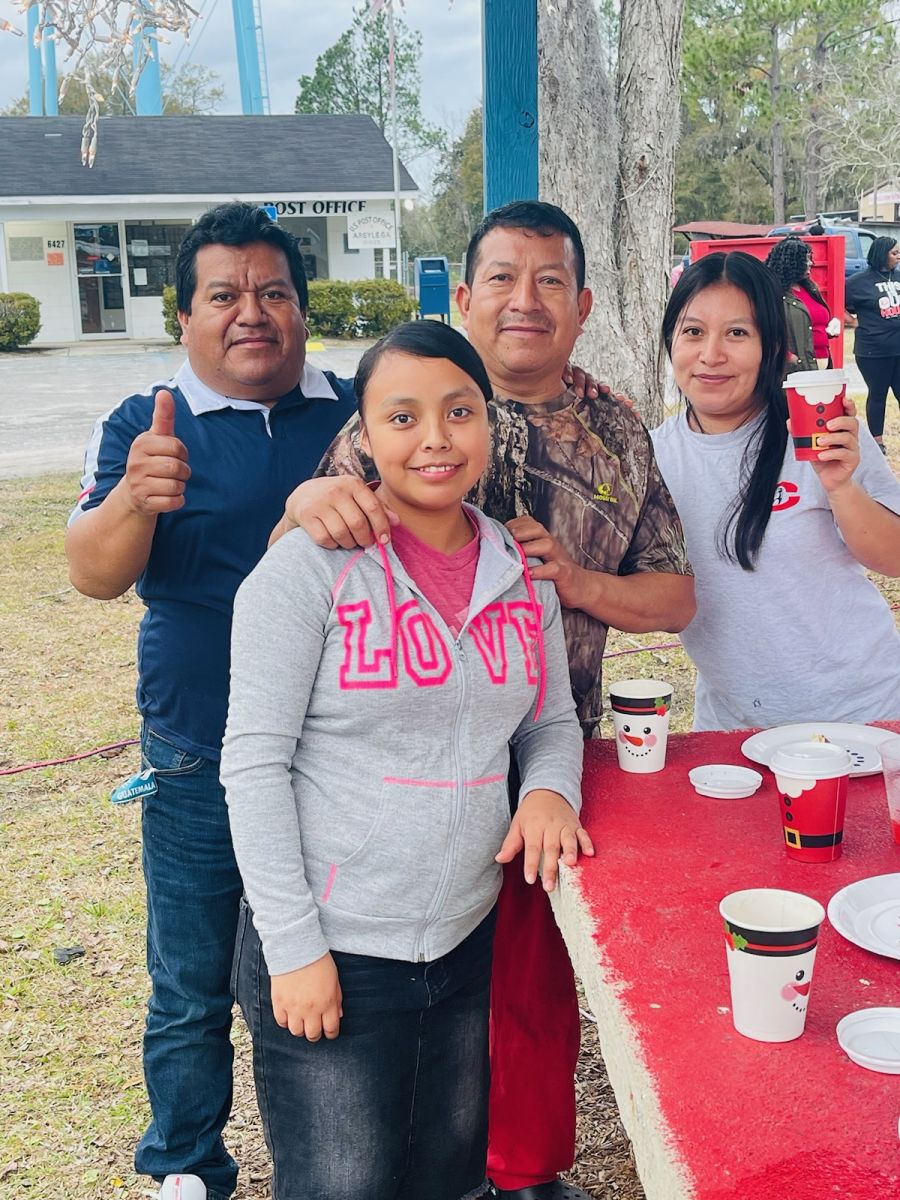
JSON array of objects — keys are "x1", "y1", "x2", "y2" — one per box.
[{"x1": 765, "y1": 236, "x2": 840, "y2": 370}]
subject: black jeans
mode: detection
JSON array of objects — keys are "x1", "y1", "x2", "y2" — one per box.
[
  {"x1": 234, "y1": 900, "x2": 495, "y2": 1200},
  {"x1": 856, "y1": 353, "x2": 900, "y2": 438}
]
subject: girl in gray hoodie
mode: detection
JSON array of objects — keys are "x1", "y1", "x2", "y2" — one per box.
[{"x1": 221, "y1": 321, "x2": 586, "y2": 1200}]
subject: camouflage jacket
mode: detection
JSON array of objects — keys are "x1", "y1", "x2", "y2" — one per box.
[{"x1": 317, "y1": 388, "x2": 690, "y2": 734}]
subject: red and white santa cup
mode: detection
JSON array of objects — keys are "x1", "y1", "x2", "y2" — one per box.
[
  {"x1": 783, "y1": 369, "x2": 846, "y2": 461},
  {"x1": 770, "y1": 741, "x2": 851, "y2": 863},
  {"x1": 609, "y1": 679, "x2": 673, "y2": 774}
]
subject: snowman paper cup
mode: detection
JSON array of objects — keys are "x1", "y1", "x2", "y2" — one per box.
[
  {"x1": 783, "y1": 369, "x2": 846, "y2": 461},
  {"x1": 770, "y1": 741, "x2": 850, "y2": 863},
  {"x1": 609, "y1": 679, "x2": 673, "y2": 774},
  {"x1": 720, "y1": 888, "x2": 825, "y2": 1043}
]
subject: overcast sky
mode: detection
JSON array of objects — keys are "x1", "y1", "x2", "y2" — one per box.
[{"x1": 0, "y1": 0, "x2": 483, "y2": 189}]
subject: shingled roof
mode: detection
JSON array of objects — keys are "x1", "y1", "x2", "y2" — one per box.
[{"x1": 0, "y1": 114, "x2": 418, "y2": 198}]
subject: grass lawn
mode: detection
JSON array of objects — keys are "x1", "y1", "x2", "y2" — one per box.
[{"x1": 1, "y1": 418, "x2": 897, "y2": 1197}]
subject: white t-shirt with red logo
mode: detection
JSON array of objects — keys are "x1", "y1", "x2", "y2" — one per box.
[{"x1": 651, "y1": 411, "x2": 900, "y2": 731}]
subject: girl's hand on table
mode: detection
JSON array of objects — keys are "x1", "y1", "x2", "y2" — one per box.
[
  {"x1": 495, "y1": 789, "x2": 594, "y2": 892},
  {"x1": 271, "y1": 951, "x2": 343, "y2": 1041}
]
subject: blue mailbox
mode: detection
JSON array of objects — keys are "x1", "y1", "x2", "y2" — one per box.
[{"x1": 414, "y1": 256, "x2": 451, "y2": 322}]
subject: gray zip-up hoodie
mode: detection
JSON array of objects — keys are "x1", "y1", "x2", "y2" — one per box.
[{"x1": 221, "y1": 505, "x2": 583, "y2": 975}]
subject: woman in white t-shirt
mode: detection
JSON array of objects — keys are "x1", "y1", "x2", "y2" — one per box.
[{"x1": 651, "y1": 250, "x2": 900, "y2": 731}]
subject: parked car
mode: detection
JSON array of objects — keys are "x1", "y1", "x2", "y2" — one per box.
[{"x1": 767, "y1": 221, "x2": 877, "y2": 277}]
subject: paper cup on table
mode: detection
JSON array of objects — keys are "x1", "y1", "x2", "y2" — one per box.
[
  {"x1": 880, "y1": 739, "x2": 900, "y2": 846},
  {"x1": 783, "y1": 369, "x2": 846, "y2": 461},
  {"x1": 770, "y1": 742, "x2": 850, "y2": 863},
  {"x1": 720, "y1": 888, "x2": 825, "y2": 1043},
  {"x1": 609, "y1": 679, "x2": 673, "y2": 774}
]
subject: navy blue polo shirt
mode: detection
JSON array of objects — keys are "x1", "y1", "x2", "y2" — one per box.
[{"x1": 70, "y1": 360, "x2": 357, "y2": 760}]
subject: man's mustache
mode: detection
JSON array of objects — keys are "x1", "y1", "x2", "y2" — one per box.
[{"x1": 497, "y1": 319, "x2": 553, "y2": 333}]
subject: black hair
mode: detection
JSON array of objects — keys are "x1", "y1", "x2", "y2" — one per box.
[
  {"x1": 175, "y1": 202, "x2": 309, "y2": 314},
  {"x1": 464, "y1": 200, "x2": 586, "y2": 291},
  {"x1": 662, "y1": 251, "x2": 789, "y2": 571},
  {"x1": 764, "y1": 237, "x2": 825, "y2": 305},
  {"x1": 354, "y1": 320, "x2": 494, "y2": 419},
  {"x1": 867, "y1": 235, "x2": 898, "y2": 273}
]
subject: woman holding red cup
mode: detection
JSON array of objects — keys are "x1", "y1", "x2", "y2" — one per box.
[{"x1": 651, "y1": 251, "x2": 900, "y2": 732}]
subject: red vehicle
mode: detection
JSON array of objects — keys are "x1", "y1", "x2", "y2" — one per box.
[{"x1": 671, "y1": 221, "x2": 846, "y2": 367}]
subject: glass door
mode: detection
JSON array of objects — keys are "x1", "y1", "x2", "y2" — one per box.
[{"x1": 74, "y1": 223, "x2": 127, "y2": 335}]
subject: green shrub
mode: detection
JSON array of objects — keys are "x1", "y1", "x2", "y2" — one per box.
[
  {"x1": 161, "y1": 286, "x2": 181, "y2": 344},
  {"x1": 353, "y1": 279, "x2": 415, "y2": 336},
  {"x1": 0, "y1": 292, "x2": 41, "y2": 351},
  {"x1": 307, "y1": 280, "x2": 356, "y2": 338}
]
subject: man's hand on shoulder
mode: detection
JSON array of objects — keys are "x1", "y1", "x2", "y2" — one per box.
[
  {"x1": 273, "y1": 476, "x2": 400, "y2": 549},
  {"x1": 563, "y1": 362, "x2": 635, "y2": 411},
  {"x1": 507, "y1": 515, "x2": 588, "y2": 610},
  {"x1": 123, "y1": 390, "x2": 191, "y2": 515}
]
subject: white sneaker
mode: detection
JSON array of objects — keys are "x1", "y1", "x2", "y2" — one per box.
[{"x1": 158, "y1": 1176, "x2": 207, "y2": 1200}]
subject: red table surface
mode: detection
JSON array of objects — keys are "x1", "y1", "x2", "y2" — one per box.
[{"x1": 576, "y1": 723, "x2": 900, "y2": 1200}]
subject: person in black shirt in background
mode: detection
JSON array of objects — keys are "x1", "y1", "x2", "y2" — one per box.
[{"x1": 845, "y1": 236, "x2": 900, "y2": 453}]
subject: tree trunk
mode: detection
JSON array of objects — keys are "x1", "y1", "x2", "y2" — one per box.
[
  {"x1": 803, "y1": 19, "x2": 827, "y2": 219},
  {"x1": 538, "y1": 0, "x2": 684, "y2": 426},
  {"x1": 770, "y1": 24, "x2": 785, "y2": 224}
]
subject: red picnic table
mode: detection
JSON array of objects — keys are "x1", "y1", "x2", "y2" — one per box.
[{"x1": 553, "y1": 722, "x2": 900, "y2": 1200}]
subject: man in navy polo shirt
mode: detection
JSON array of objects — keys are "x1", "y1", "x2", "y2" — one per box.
[{"x1": 65, "y1": 203, "x2": 356, "y2": 1200}]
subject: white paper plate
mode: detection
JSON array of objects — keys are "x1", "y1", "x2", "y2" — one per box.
[
  {"x1": 688, "y1": 764, "x2": 762, "y2": 799},
  {"x1": 741, "y1": 723, "x2": 900, "y2": 779},
  {"x1": 827, "y1": 874, "x2": 900, "y2": 961},
  {"x1": 836, "y1": 1008, "x2": 900, "y2": 1073}
]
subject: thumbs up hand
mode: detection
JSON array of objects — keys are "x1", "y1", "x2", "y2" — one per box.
[
  {"x1": 149, "y1": 388, "x2": 177, "y2": 438},
  {"x1": 124, "y1": 389, "x2": 192, "y2": 515}
]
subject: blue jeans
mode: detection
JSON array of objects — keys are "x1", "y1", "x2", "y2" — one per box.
[
  {"x1": 135, "y1": 726, "x2": 243, "y2": 1200},
  {"x1": 234, "y1": 899, "x2": 495, "y2": 1200}
]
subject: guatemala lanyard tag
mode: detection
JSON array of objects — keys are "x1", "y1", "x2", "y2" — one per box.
[{"x1": 110, "y1": 768, "x2": 158, "y2": 805}]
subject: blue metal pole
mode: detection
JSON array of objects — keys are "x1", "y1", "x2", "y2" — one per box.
[
  {"x1": 481, "y1": 0, "x2": 539, "y2": 210},
  {"x1": 231, "y1": 0, "x2": 263, "y2": 114},
  {"x1": 27, "y1": 6, "x2": 43, "y2": 116},
  {"x1": 43, "y1": 24, "x2": 58, "y2": 115},
  {"x1": 133, "y1": 9, "x2": 163, "y2": 115},
  {"x1": 231, "y1": 0, "x2": 251, "y2": 113}
]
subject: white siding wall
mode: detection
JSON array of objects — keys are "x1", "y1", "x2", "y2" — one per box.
[
  {"x1": 4, "y1": 221, "x2": 78, "y2": 343},
  {"x1": 326, "y1": 220, "x2": 376, "y2": 282}
]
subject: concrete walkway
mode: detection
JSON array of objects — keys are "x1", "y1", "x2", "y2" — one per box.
[{"x1": 0, "y1": 340, "x2": 369, "y2": 480}]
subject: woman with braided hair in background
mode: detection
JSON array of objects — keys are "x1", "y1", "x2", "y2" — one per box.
[{"x1": 765, "y1": 236, "x2": 840, "y2": 372}]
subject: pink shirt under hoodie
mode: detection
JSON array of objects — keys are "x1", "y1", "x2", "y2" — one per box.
[{"x1": 389, "y1": 521, "x2": 481, "y2": 639}]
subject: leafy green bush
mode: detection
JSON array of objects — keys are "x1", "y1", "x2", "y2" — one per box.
[
  {"x1": 354, "y1": 279, "x2": 415, "y2": 336},
  {"x1": 161, "y1": 285, "x2": 183, "y2": 344},
  {"x1": 307, "y1": 280, "x2": 356, "y2": 338},
  {"x1": 0, "y1": 292, "x2": 41, "y2": 351}
]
